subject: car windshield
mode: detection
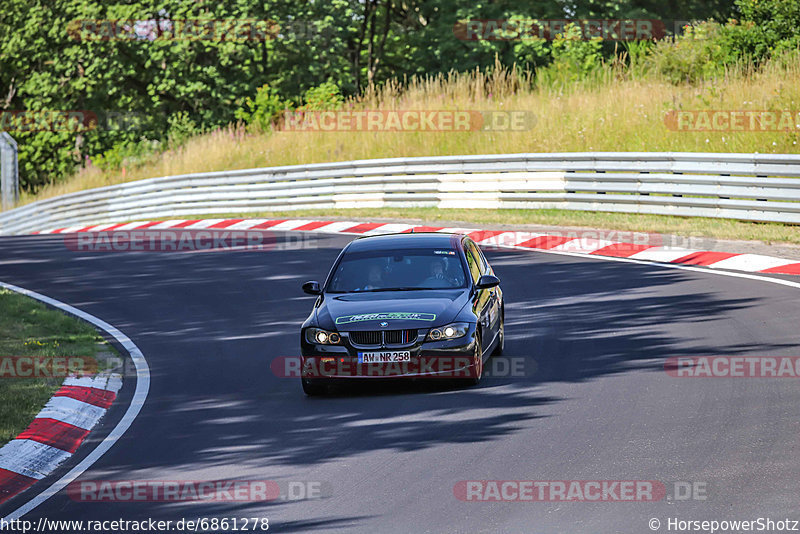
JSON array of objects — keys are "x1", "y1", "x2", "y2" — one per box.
[{"x1": 327, "y1": 247, "x2": 468, "y2": 293}]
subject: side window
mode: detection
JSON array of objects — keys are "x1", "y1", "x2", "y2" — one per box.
[
  {"x1": 466, "y1": 241, "x2": 488, "y2": 274},
  {"x1": 464, "y1": 245, "x2": 482, "y2": 283},
  {"x1": 478, "y1": 248, "x2": 490, "y2": 273}
]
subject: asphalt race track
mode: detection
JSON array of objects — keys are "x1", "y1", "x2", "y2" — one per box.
[{"x1": 1, "y1": 231, "x2": 799, "y2": 533}]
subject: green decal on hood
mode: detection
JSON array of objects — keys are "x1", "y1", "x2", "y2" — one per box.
[{"x1": 335, "y1": 312, "x2": 437, "y2": 325}]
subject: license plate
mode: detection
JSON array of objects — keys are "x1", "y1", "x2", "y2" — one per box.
[{"x1": 358, "y1": 351, "x2": 411, "y2": 363}]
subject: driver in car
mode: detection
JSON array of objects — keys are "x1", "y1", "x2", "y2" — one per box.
[
  {"x1": 358, "y1": 264, "x2": 384, "y2": 291},
  {"x1": 421, "y1": 258, "x2": 455, "y2": 288}
]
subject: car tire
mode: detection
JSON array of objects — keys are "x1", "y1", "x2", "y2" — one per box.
[
  {"x1": 456, "y1": 336, "x2": 483, "y2": 387},
  {"x1": 302, "y1": 378, "x2": 327, "y2": 396}
]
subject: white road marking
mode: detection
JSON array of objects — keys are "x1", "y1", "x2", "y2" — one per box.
[
  {"x1": 63, "y1": 373, "x2": 122, "y2": 393},
  {"x1": 148, "y1": 219, "x2": 187, "y2": 229},
  {"x1": 629, "y1": 247, "x2": 700, "y2": 262},
  {"x1": 0, "y1": 282, "x2": 150, "y2": 522},
  {"x1": 0, "y1": 440, "x2": 72, "y2": 480},
  {"x1": 182, "y1": 219, "x2": 227, "y2": 229},
  {"x1": 35, "y1": 397, "x2": 106, "y2": 431},
  {"x1": 707, "y1": 253, "x2": 797, "y2": 273},
  {"x1": 552, "y1": 238, "x2": 618, "y2": 254}
]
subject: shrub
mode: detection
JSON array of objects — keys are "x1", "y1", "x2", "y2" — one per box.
[
  {"x1": 301, "y1": 81, "x2": 344, "y2": 111},
  {"x1": 719, "y1": 0, "x2": 800, "y2": 63},
  {"x1": 166, "y1": 111, "x2": 198, "y2": 148},
  {"x1": 535, "y1": 23, "x2": 603, "y2": 87},
  {"x1": 234, "y1": 84, "x2": 285, "y2": 132},
  {"x1": 91, "y1": 138, "x2": 161, "y2": 172},
  {"x1": 15, "y1": 131, "x2": 79, "y2": 193},
  {"x1": 649, "y1": 22, "x2": 736, "y2": 84}
]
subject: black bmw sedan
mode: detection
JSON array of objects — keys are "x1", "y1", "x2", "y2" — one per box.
[{"x1": 299, "y1": 232, "x2": 504, "y2": 395}]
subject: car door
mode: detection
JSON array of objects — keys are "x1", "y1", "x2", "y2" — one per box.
[
  {"x1": 468, "y1": 239, "x2": 502, "y2": 341},
  {"x1": 464, "y1": 239, "x2": 495, "y2": 350}
]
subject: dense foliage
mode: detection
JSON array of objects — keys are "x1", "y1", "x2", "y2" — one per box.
[{"x1": 0, "y1": 0, "x2": 797, "y2": 193}]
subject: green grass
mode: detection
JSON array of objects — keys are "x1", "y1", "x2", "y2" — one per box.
[
  {"x1": 0, "y1": 289, "x2": 116, "y2": 443},
  {"x1": 168, "y1": 208, "x2": 800, "y2": 245}
]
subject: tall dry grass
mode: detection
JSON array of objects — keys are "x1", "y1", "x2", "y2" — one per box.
[{"x1": 22, "y1": 57, "x2": 800, "y2": 205}]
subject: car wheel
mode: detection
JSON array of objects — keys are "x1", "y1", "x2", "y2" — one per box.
[
  {"x1": 493, "y1": 311, "x2": 504, "y2": 356},
  {"x1": 456, "y1": 336, "x2": 483, "y2": 387},
  {"x1": 301, "y1": 378, "x2": 327, "y2": 396}
]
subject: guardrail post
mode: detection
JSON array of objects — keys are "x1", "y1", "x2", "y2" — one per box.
[{"x1": 0, "y1": 133, "x2": 19, "y2": 210}]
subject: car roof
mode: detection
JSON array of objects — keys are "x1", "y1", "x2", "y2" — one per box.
[{"x1": 347, "y1": 232, "x2": 465, "y2": 251}]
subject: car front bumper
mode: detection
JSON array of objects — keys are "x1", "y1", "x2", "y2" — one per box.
[{"x1": 300, "y1": 333, "x2": 480, "y2": 380}]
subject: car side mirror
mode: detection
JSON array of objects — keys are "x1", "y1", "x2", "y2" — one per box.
[
  {"x1": 302, "y1": 281, "x2": 322, "y2": 295},
  {"x1": 475, "y1": 274, "x2": 500, "y2": 289}
]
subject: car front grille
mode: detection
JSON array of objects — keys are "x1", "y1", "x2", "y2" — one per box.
[
  {"x1": 349, "y1": 330, "x2": 383, "y2": 346},
  {"x1": 384, "y1": 329, "x2": 417, "y2": 345},
  {"x1": 348, "y1": 329, "x2": 418, "y2": 346}
]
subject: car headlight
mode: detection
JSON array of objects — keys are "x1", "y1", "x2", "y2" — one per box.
[
  {"x1": 305, "y1": 327, "x2": 341, "y2": 345},
  {"x1": 426, "y1": 322, "x2": 469, "y2": 341}
]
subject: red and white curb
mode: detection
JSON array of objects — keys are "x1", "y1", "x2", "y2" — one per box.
[
  {"x1": 35, "y1": 218, "x2": 800, "y2": 275},
  {"x1": 0, "y1": 281, "x2": 148, "y2": 522},
  {"x1": 0, "y1": 372, "x2": 122, "y2": 504}
]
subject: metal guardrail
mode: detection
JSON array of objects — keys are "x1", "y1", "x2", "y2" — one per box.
[
  {"x1": 1, "y1": 152, "x2": 799, "y2": 235},
  {"x1": 0, "y1": 133, "x2": 19, "y2": 211}
]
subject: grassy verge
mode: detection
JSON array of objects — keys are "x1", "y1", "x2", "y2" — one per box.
[
  {"x1": 0, "y1": 289, "x2": 117, "y2": 443},
  {"x1": 20, "y1": 58, "x2": 800, "y2": 206},
  {"x1": 170, "y1": 208, "x2": 800, "y2": 246}
]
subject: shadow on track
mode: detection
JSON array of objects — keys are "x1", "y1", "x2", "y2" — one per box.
[{"x1": 0, "y1": 233, "x2": 793, "y2": 527}]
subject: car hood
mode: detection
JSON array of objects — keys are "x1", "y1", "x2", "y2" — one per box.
[{"x1": 317, "y1": 289, "x2": 470, "y2": 331}]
